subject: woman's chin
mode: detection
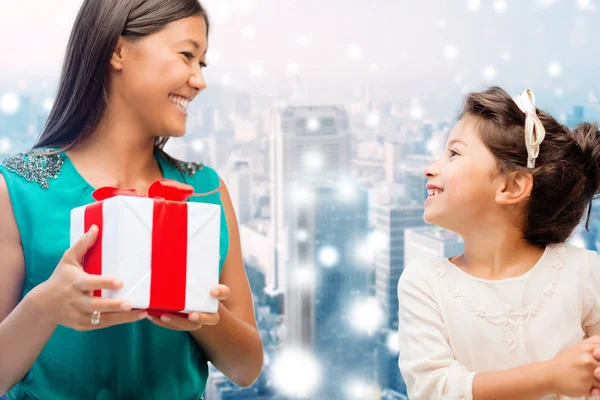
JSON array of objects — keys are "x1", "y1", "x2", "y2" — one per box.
[{"x1": 164, "y1": 127, "x2": 187, "y2": 138}]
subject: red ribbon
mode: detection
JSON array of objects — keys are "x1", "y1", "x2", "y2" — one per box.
[{"x1": 83, "y1": 179, "x2": 216, "y2": 314}]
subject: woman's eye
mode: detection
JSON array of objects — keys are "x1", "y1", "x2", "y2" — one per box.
[{"x1": 182, "y1": 52, "x2": 194, "y2": 60}]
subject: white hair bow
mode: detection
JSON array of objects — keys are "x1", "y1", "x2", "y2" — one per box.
[{"x1": 515, "y1": 89, "x2": 546, "y2": 168}]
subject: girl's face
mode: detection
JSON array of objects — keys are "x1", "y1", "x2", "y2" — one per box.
[
  {"x1": 423, "y1": 114, "x2": 503, "y2": 232},
  {"x1": 111, "y1": 16, "x2": 208, "y2": 137}
]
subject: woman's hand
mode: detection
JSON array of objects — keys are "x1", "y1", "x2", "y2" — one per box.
[
  {"x1": 38, "y1": 225, "x2": 147, "y2": 330},
  {"x1": 146, "y1": 284, "x2": 231, "y2": 331}
]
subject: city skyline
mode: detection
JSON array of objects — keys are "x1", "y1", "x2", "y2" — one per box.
[{"x1": 2, "y1": 1, "x2": 600, "y2": 399}]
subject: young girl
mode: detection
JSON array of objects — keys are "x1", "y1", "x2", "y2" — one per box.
[
  {"x1": 398, "y1": 87, "x2": 600, "y2": 400},
  {"x1": 0, "y1": 1, "x2": 262, "y2": 399}
]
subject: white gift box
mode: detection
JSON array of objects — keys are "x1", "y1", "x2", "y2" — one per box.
[{"x1": 70, "y1": 195, "x2": 221, "y2": 314}]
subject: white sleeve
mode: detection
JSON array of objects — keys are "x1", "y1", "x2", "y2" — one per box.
[
  {"x1": 398, "y1": 259, "x2": 476, "y2": 400},
  {"x1": 582, "y1": 250, "x2": 600, "y2": 337}
]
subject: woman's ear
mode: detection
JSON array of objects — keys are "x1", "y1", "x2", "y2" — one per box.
[{"x1": 109, "y1": 37, "x2": 127, "y2": 71}]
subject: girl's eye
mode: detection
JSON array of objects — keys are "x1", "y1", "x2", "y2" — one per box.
[
  {"x1": 182, "y1": 52, "x2": 194, "y2": 60},
  {"x1": 449, "y1": 149, "x2": 459, "y2": 158}
]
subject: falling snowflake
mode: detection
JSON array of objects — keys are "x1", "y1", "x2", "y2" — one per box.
[
  {"x1": 293, "y1": 267, "x2": 316, "y2": 288},
  {"x1": 294, "y1": 184, "x2": 317, "y2": 206},
  {"x1": 467, "y1": 0, "x2": 482, "y2": 11},
  {"x1": 366, "y1": 112, "x2": 380, "y2": 127},
  {"x1": 356, "y1": 243, "x2": 374, "y2": 264},
  {"x1": 493, "y1": 0, "x2": 508, "y2": 13},
  {"x1": 297, "y1": 229, "x2": 309, "y2": 242},
  {"x1": 386, "y1": 331, "x2": 400, "y2": 354},
  {"x1": 410, "y1": 103, "x2": 425, "y2": 120},
  {"x1": 42, "y1": 98, "x2": 54, "y2": 113},
  {"x1": 271, "y1": 347, "x2": 322, "y2": 398},
  {"x1": 348, "y1": 44, "x2": 364, "y2": 60},
  {"x1": 302, "y1": 150, "x2": 324, "y2": 172},
  {"x1": 318, "y1": 246, "x2": 340, "y2": 268},
  {"x1": 296, "y1": 34, "x2": 308, "y2": 47},
  {"x1": 350, "y1": 297, "x2": 383, "y2": 335},
  {"x1": 577, "y1": 0, "x2": 593, "y2": 9},
  {"x1": 547, "y1": 62, "x2": 562, "y2": 77},
  {"x1": 0, "y1": 93, "x2": 20, "y2": 115},
  {"x1": 337, "y1": 180, "x2": 357, "y2": 198},
  {"x1": 482, "y1": 65, "x2": 497, "y2": 80},
  {"x1": 0, "y1": 137, "x2": 12, "y2": 153},
  {"x1": 190, "y1": 139, "x2": 205, "y2": 153},
  {"x1": 535, "y1": 0, "x2": 559, "y2": 7},
  {"x1": 443, "y1": 45, "x2": 459, "y2": 60},
  {"x1": 249, "y1": 62, "x2": 263, "y2": 77},
  {"x1": 307, "y1": 117, "x2": 320, "y2": 131},
  {"x1": 345, "y1": 380, "x2": 381, "y2": 400}
]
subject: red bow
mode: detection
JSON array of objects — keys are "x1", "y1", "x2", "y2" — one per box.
[{"x1": 92, "y1": 179, "x2": 195, "y2": 202}]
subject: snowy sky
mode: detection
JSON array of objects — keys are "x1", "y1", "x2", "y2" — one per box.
[{"x1": 1, "y1": 0, "x2": 599, "y2": 119}]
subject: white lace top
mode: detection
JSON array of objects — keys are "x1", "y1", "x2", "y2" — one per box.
[{"x1": 397, "y1": 243, "x2": 600, "y2": 400}]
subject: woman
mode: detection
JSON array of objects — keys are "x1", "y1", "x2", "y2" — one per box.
[{"x1": 0, "y1": 1, "x2": 263, "y2": 399}]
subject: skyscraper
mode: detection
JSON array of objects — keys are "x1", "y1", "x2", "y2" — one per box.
[
  {"x1": 567, "y1": 105, "x2": 585, "y2": 128},
  {"x1": 204, "y1": 371, "x2": 261, "y2": 400},
  {"x1": 227, "y1": 159, "x2": 252, "y2": 224},
  {"x1": 373, "y1": 201, "x2": 425, "y2": 394},
  {"x1": 374, "y1": 202, "x2": 426, "y2": 331},
  {"x1": 404, "y1": 226, "x2": 464, "y2": 263},
  {"x1": 268, "y1": 105, "x2": 352, "y2": 292},
  {"x1": 285, "y1": 179, "x2": 376, "y2": 399}
]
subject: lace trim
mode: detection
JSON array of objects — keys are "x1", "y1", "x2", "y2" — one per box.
[{"x1": 432, "y1": 244, "x2": 566, "y2": 352}]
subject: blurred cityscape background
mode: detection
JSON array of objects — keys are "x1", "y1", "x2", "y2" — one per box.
[{"x1": 2, "y1": 0, "x2": 600, "y2": 399}]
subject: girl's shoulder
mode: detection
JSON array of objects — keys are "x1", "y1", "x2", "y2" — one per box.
[
  {"x1": 564, "y1": 241, "x2": 600, "y2": 276},
  {"x1": 398, "y1": 254, "x2": 442, "y2": 291}
]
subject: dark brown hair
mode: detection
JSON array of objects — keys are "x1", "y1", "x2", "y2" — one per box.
[
  {"x1": 32, "y1": 0, "x2": 209, "y2": 169},
  {"x1": 460, "y1": 86, "x2": 600, "y2": 247}
]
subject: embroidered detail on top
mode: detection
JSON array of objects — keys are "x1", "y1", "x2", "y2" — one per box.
[
  {"x1": 179, "y1": 161, "x2": 204, "y2": 176},
  {"x1": 1, "y1": 151, "x2": 64, "y2": 189},
  {"x1": 431, "y1": 244, "x2": 566, "y2": 352}
]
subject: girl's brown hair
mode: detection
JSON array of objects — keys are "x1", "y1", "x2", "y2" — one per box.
[{"x1": 461, "y1": 86, "x2": 600, "y2": 247}]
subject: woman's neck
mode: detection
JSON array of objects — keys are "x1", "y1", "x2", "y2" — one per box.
[{"x1": 66, "y1": 102, "x2": 164, "y2": 190}]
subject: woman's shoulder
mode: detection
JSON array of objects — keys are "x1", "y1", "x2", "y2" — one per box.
[
  {"x1": 158, "y1": 152, "x2": 222, "y2": 196},
  {"x1": 0, "y1": 148, "x2": 65, "y2": 190}
]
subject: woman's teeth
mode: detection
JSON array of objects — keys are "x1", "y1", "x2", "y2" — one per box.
[
  {"x1": 428, "y1": 189, "x2": 443, "y2": 197},
  {"x1": 169, "y1": 95, "x2": 190, "y2": 111}
]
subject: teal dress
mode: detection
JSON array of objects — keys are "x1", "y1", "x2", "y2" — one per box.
[{"x1": 0, "y1": 148, "x2": 229, "y2": 400}]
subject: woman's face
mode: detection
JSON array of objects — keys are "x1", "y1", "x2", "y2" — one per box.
[{"x1": 111, "y1": 16, "x2": 208, "y2": 138}]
